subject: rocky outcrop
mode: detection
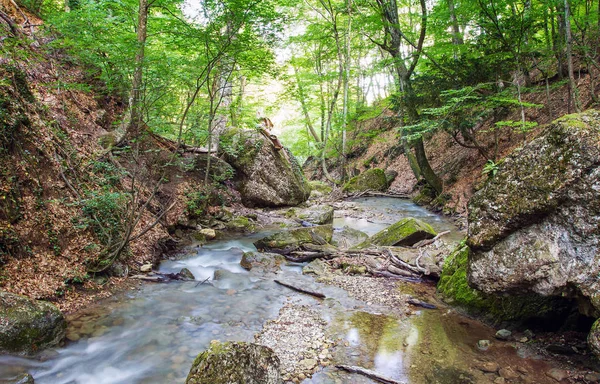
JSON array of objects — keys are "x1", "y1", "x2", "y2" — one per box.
[
  {"x1": 185, "y1": 341, "x2": 281, "y2": 384},
  {"x1": 342, "y1": 168, "x2": 389, "y2": 193},
  {"x1": 254, "y1": 225, "x2": 334, "y2": 255},
  {"x1": 0, "y1": 291, "x2": 66, "y2": 355},
  {"x1": 225, "y1": 131, "x2": 310, "y2": 207},
  {"x1": 466, "y1": 111, "x2": 600, "y2": 315},
  {"x1": 356, "y1": 217, "x2": 436, "y2": 248}
]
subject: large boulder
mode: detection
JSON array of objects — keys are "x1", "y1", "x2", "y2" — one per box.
[
  {"x1": 0, "y1": 291, "x2": 66, "y2": 355},
  {"x1": 466, "y1": 111, "x2": 600, "y2": 313},
  {"x1": 225, "y1": 131, "x2": 310, "y2": 207},
  {"x1": 186, "y1": 341, "x2": 281, "y2": 384},
  {"x1": 193, "y1": 153, "x2": 235, "y2": 182},
  {"x1": 254, "y1": 225, "x2": 333, "y2": 255},
  {"x1": 331, "y1": 226, "x2": 369, "y2": 249},
  {"x1": 356, "y1": 217, "x2": 436, "y2": 248},
  {"x1": 240, "y1": 251, "x2": 286, "y2": 272},
  {"x1": 342, "y1": 168, "x2": 388, "y2": 193}
]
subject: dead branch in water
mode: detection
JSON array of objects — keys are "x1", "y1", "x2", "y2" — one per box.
[
  {"x1": 274, "y1": 279, "x2": 326, "y2": 299},
  {"x1": 336, "y1": 365, "x2": 406, "y2": 384}
]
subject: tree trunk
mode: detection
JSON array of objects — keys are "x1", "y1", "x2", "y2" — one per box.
[
  {"x1": 564, "y1": 0, "x2": 581, "y2": 112},
  {"x1": 127, "y1": 0, "x2": 149, "y2": 139}
]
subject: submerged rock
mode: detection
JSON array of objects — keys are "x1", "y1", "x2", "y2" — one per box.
[
  {"x1": 342, "y1": 168, "x2": 389, "y2": 193},
  {"x1": 254, "y1": 225, "x2": 333, "y2": 255},
  {"x1": 0, "y1": 373, "x2": 35, "y2": 383},
  {"x1": 296, "y1": 205, "x2": 334, "y2": 225},
  {"x1": 224, "y1": 131, "x2": 310, "y2": 207},
  {"x1": 356, "y1": 217, "x2": 436, "y2": 248},
  {"x1": 185, "y1": 341, "x2": 281, "y2": 384},
  {"x1": 0, "y1": 291, "x2": 66, "y2": 355}
]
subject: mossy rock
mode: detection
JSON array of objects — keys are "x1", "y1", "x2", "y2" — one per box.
[
  {"x1": 308, "y1": 180, "x2": 333, "y2": 194},
  {"x1": 437, "y1": 243, "x2": 574, "y2": 324},
  {"x1": 0, "y1": 291, "x2": 66, "y2": 355},
  {"x1": 240, "y1": 252, "x2": 285, "y2": 272},
  {"x1": 342, "y1": 168, "x2": 388, "y2": 193},
  {"x1": 356, "y1": 217, "x2": 436, "y2": 248},
  {"x1": 588, "y1": 319, "x2": 600, "y2": 359},
  {"x1": 331, "y1": 226, "x2": 369, "y2": 249},
  {"x1": 225, "y1": 216, "x2": 256, "y2": 232},
  {"x1": 296, "y1": 205, "x2": 334, "y2": 225},
  {"x1": 193, "y1": 154, "x2": 235, "y2": 183},
  {"x1": 185, "y1": 341, "x2": 281, "y2": 384},
  {"x1": 253, "y1": 225, "x2": 333, "y2": 255}
]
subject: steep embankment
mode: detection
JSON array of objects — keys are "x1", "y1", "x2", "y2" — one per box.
[{"x1": 306, "y1": 71, "x2": 599, "y2": 217}]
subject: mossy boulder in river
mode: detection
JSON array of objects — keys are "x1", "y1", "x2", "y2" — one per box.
[
  {"x1": 0, "y1": 291, "x2": 66, "y2": 355},
  {"x1": 356, "y1": 217, "x2": 436, "y2": 248},
  {"x1": 185, "y1": 341, "x2": 281, "y2": 384},
  {"x1": 466, "y1": 111, "x2": 600, "y2": 323},
  {"x1": 342, "y1": 168, "x2": 388, "y2": 193},
  {"x1": 254, "y1": 225, "x2": 333, "y2": 255},
  {"x1": 224, "y1": 131, "x2": 310, "y2": 207},
  {"x1": 240, "y1": 251, "x2": 286, "y2": 272},
  {"x1": 295, "y1": 205, "x2": 334, "y2": 225}
]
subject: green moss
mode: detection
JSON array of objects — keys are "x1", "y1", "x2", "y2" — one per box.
[
  {"x1": 356, "y1": 217, "x2": 436, "y2": 248},
  {"x1": 254, "y1": 225, "x2": 333, "y2": 252},
  {"x1": 342, "y1": 168, "x2": 388, "y2": 193},
  {"x1": 438, "y1": 242, "x2": 573, "y2": 324},
  {"x1": 308, "y1": 180, "x2": 333, "y2": 194},
  {"x1": 225, "y1": 216, "x2": 256, "y2": 232}
]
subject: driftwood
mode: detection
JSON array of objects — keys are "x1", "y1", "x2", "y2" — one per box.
[
  {"x1": 274, "y1": 279, "x2": 326, "y2": 299},
  {"x1": 370, "y1": 270, "x2": 422, "y2": 283},
  {"x1": 412, "y1": 230, "x2": 450, "y2": 248},
  {"x1": 285, "y1": 252, "x2": 322, "y2": 263},
  {"x1": 407, "y1": 298, "x2": 437, "y2": 309},
  {"x1": 336, "y1": 365, "x2": 406, "y2": 384}
]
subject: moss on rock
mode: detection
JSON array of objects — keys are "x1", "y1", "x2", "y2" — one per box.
[
  {"x1": 0, "y1": 291, "x2": 66, "y2": 355},
  {"x1": 185, "y1": 341, "x2": 281, "y2": 384},
  {"x1": 240, "y1": 251, "x2": 285, "y2": 272},
  {"x1": 356, "y1": 217, "x2": 436, "y2": 248},
  {"x1": 308, "y1": 180, "x2": 333, "y2": 194},
  {"x1": 225, "y1": 216, "x2": 256, "y2": 232},
  {"x1": 253, "y1": 225, "x2": 333, "y2": 254},
  {"x1": 342, "y1": 168, "x2": 388, "y2": 193}
]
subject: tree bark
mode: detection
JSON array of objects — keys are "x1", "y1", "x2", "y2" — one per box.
[{"x1": 127, "y1": 0, "x2": 149, "y2": 139}]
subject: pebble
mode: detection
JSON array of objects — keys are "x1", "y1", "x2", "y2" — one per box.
[
  {"x1": 546, "y1": 368, "x2": 569, "y2": 382},
  {"x1": 140, "y1": 264, "x2": 153, "y2": 272},
  {"x1": 477, "y1": 339, "x2": 491, "y2": 351},
  {"x1": 499, "y1": 367, "x2": 519, "y2": 380},
  {"x1": 478, "y1": 362, "x2": 499, "y2": 373},
  {"x1": 495, "y1": 329, "x2": 512, "y2": 340},
  {"x1": 494, "y1": 377, "x2": 506, "y2": 384}
]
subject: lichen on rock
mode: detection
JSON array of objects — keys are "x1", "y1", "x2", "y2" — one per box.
[
  {"x1": 253, "y1": 225, "x2": 333, "y2": 255},
  {"x1": 185, "y1": 341, "x2": 281, "y2": 384}
]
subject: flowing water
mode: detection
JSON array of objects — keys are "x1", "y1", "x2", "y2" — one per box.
[{"x1": 1, "y1": 197, "x2": 514, "y2": 384}]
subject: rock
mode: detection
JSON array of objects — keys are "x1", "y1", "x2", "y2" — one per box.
[
  {"x1": 240, "y1": 252, "x2": 285, "y2": 272},
  {"x1": 308, "y1": 180, "x2": 333, "y2": 195},
  {"x1": 299, "y1": 358, "x2": 317, "y2": 371},
  {"x1": 546, "y1": 368, "x2": 569, "y2": 382},
  {"x1": 199, "y1": 228, "x2": 216, "y2": 240},
  {"x1": 140, "y1": 264, "x2": 153, "y2": 273},
  {"x1": 254, "y1": 225, "x2": 333, "y2": 255},
  {"x1": 467, "y1": 111, "x2": 600, "y2": 316},
  {"x1": 107, "y1": 261, "x2": 128, "y2": 277},
  {"x1": 193, "y1": 153, "x2": 235, "y2": 182},
  {"x1": 588, "y1": 318, "x2": 600, "y2": 357},
  {"x1": 98, "y1": 132, "x2": 117, "y2": 149},
  {"x1": 302, "y1": 259, "x2": 330, "y2": 276},
  {"x1": 179, "y1": 268, "x2": 195, "y2": 280},
  {"x1": 225, "y1": 216, "x2": 256, "y2": 232},
  {"x1": 493, "y1": 377, "x2": 505, "y2": 384},
  {"x1": 0, "y1": 373, "x2": 35, "y2": 383},
  {"x1": 331, "y1": 226, "x2": 369, "y2": 249},
  {"x1": 477, "y1": 340, "x2": 491, "y2": 351},
  {"x1": 499, "y1": 367, "x2": 519, "y2": 380},
  {"x1": 185, "y1": 341, "x2": 281, "y2": 384},
  {"x1": 224, "y1": 130, "x2": 310, "y2": 207},
  {"x1": 342, "y1": 168, "x2": 389, "y2": 193},
  {"x1": 0, "y1": 291, "x2": 66, "y2": 355},
  {"x1": 478, "y1": 362, "x2": 499, "y2": 373},
  {"x1": 584, "y1": 372, "x2": 600, "y2": 382},
  {"x1": 495, "y1": 329, "x2": 512, "y2": 340},
  {"x1": 356, "y1": 217, "x2": 436, "y2": 248},
  {"x1": 296, "y1": 205, "x2": 334, "y2": 225},
  {"x1": 384, "y1": 169, "x2": 398, "y2": 185}
]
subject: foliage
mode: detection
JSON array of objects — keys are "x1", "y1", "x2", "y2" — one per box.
[{"x1": 482, "y1": 160, "x2": 500, "y2": 178}]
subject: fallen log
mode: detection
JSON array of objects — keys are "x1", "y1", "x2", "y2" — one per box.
[
  {"x1": 274, "y1": 279, "x2": 326, "y2": 299},
  {"x1": 370, "y1": 270, "x2": 422, "y2": 283},
  {"x1": 285, "y1": 251, "x2": 322, "y2": 263},
  {"x1": 336, "y1": 365, "x2": 406, "y2": 384},
  {"x1": 412, "y1": 230, "x2": 450, "y2": 248}
]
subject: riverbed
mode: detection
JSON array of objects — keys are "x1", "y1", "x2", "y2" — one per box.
[{"x1": 0, "y1": 198, "x2": 568, "y2": 383}]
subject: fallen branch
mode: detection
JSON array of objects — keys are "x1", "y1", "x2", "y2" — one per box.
[
  {"x1": 285, "y1": 252, "x2": 322, "y2": 263},
  {"x1": 412, "y1": 230, "x2": 450, "y2": 248},
  {"x1": 274, "y1": 279, "x2": 325, "y2": 299},
  {"x1": 336, "y1": 365, "x2": 406, "y2": 384},
  {"x1": 407, "y1": 298, "x2": 437, "y2": 309},
  {"x1": 370, "y1": 270, "x2": 421, "y2": 282}
]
